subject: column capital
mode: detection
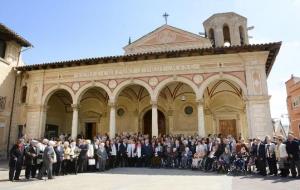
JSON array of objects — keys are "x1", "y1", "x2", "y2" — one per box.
[
  {"x1": 108, "y1": 101, "x2": 116, "y2": 108},
  {"x1": 150, "y1": 100, "x2": 158, "y2": 106},
  {"x1": 196, "y1": 99, "x2": 204, "y2": 106},
  {"x1": 71, "y1": 104, "x2": 80, "y2": 110},
  {"x1": 40, "y1": 105, "x2": 49, "y2": 112}
]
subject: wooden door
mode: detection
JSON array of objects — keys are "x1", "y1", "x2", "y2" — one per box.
[
  {"x1": 219, "y1": 119, "x2": 237, "y2": 139},
  {"x1": 85, "y1": 122, "x2": 96, "y2": 140}
]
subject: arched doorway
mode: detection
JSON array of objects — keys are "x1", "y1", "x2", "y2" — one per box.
[
  {"x1": 143, "y1": 109, "x2": 166, "y2": 137},
  {"x1": 203, "y1": 79, "x2": 247, "y2": 139},
  {"x1": 45, "y1": 89, "x2": 73, "y2": 139}
]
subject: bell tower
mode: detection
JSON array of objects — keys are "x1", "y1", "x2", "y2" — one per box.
[{"x1": 203, "y1": 12, "x2": 249, "y2": 47}]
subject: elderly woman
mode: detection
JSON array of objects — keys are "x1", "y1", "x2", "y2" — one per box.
[
  {"x1": 275, "y1": 136, "x2": 289, "y2": 177},
  {"x1": 86, "y1": 140, "x2": 95, "y2": 172},
  {"x1": 96, "y1": 143, "x2": 108, "y2": 171},
  {"x1": 62, "y1": 141, "x2": 71, "y2": 175}
]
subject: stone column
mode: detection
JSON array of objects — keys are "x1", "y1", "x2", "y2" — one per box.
[
  {"x1": 151, "y1": 101, "x2": 158, "y2": 137},
  {"x1": 108, "y1": 102, "x2": 116, "y2": 138},
  {"x1": 197, "y1": 100, "x2": 205, "y2": 137},
  {"x1": 39, "y1": 105, "x2": 48, "y2": 138},
  {"x1": 71, "y1": 104, "x2": 79, "y2": 139}
]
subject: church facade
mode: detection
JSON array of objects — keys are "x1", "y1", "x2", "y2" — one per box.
[{"x1": 0, "y1": 12, "x2": 281, "y2": 157}]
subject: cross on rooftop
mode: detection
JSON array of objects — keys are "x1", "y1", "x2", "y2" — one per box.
[{"x1": 163, "y1": 12, "x2": 169, "y2": 24}]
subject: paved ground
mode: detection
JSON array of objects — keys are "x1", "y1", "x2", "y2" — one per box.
[{"x1": 0, "y1": 161, "x2": 299, "y2": 190}]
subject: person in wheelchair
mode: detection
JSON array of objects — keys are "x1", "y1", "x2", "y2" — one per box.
[
  {"x1": 181, "y1": 147, "x2": 193, "y2": 169},
  {"x1": 218, "y1": 147, "x2": 232, "y2": 173}
]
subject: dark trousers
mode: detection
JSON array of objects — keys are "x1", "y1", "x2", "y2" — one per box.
[
  {"x1": 289, "y1": 159, "x2": 300, "y2": 177},
  {"x1": 9, "y1": 161, "x2": 22, "y2": 180},
  {"x1": 144, "y1": 155, "x2": 151, "y2": 167},
  {"x1": 53, "y1": 160, "x2": 62, "y2": 176},
  {"x1": 71, "y1": 158, "x2": 78, "y2": 174},
  {"x1": 9, "y1": 160, "x2": 22, "y2": 181},
  {"x1": 119, "y1": 155, "x2": 128, "y2": 167},
  {"x1": 135, "y1": 157, "x2": 143, "y2": 167},
  {"x1": 77, "y1": 157, "x2": 87, "y2": 173},
  {"x1": 62, "y1": 160, "x2": 71, "y2": 175},
  {"x1": 256, "y1": 157, "x2": 266, "y2": 175},
  {"x1": 267, "y1": 157, "x2": 277, "y2": 175},
  {"x1": 109, "y1": 155, "x2": 117, "y2": 168},
  {"x1": 25, "y1": 164, "x2": 37, "y2": 179}
]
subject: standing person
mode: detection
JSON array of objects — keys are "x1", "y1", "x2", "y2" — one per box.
[
  {"x1": 8, "y1": 140, "x2": 22, "y2": 181},
  {"x1": 265, "y1": 136, "x2": 277, "y2": 176},
  {"x1": 142, "y1": 139, "x2": 153, "y2": 167},
  {"x1": 37, "y1": 141, "x2": 56, "y2": 180},
  {"x1": 118, "y1": 139, "x2": 128, "y2": 167},
  {"x1": 105, "y1": 140, "x2": 112, "y2": 169},
  {"x1": 86, "y1": 140, "x2": 95, "y2": 172},
  {"x1": 285, "y1": 133, "x2": 300, "y2": 178},
  {"x1": 255, "y1": 138, "x2": 267, "y2": 176},
  {"x1": 96, "y1": 143, "x2": 108, "y2": 172},
  {"x1": 53, "y1": 141, "x2": 64, "y2": 176},
  {"x1": 275, "y1": 136, "x2": 289, "y2": 177},
  {"x1": 134, "y1": 140, "x2": 143, "y2": 167},
  {"x1": 77, "y1": 139, "x2": 88, "y2": 173},
  {"x1": 62, "y1": 141, "x2": 71, "y2": 175},
  {"x1": 24, "y1": 140, "x2": 38, "y2": 179},
  {"x1": 70, "y1": 141, "x2": 80, "y2": 174},
  {"x1": 109, "y1": 140, "x2": 117, "y2": 168}
]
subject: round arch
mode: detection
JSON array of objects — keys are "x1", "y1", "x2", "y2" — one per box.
[
  {"x1": 153, "y1": 76, "x2": 200, "y2": 101},
  {"x1": 74, "y1": 82, "x2": 112, "y2": 104},
  {"x1": 139, "y1": 105, "x2": 168, "y2": 135},
  {"x1": 111, "y1": 79, "x2": 154, "y2": 101},
  {"x1": 42, "y1": 84, "x2": 75, "y2": 106},
  {"x1": 199, "y1": 74, "x2": 247, "y2": 98}
]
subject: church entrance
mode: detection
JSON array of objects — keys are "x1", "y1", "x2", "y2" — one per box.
[
  {"x1": 143, "y1": 109, "x2": 166, "y2": 137},
  {"x1": 219, "y1": 119, "x2": 237, "y2": 139}
]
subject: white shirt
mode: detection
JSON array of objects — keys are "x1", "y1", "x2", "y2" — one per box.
[
  {"x1": 87, "y1": 144, "x2": 94, "y2": 157},
  {"x1": 136, "y1": 145, "x2": 142, "y2": 158},
  {"x1": 277, "y1": 143, "x2": 288, "y2": 158},
  {"x1": 110, "y1": 144, "x2": 117, "y2": 156}
]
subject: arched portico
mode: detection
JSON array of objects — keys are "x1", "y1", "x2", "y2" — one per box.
[{"x1": 153, "y1": 76, "x2": 201, "y2": 101}]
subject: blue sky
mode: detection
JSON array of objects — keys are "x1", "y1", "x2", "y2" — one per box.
[{"x1": 1, "y1": 0, "x2": 300, "y2": 118}]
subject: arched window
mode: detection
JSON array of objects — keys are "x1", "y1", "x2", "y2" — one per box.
[
  {"x1": 239, "y1": 26, "x2": 245, "y2": 45},
  {"x1": 223, "y1": 24, "x2": 231, "y2": 46},
  {"x1": 21, "y1": 86, "x2": 27, "y2": 103},
  {"x1": 0, "y1": 39, "x2": 6, "y2": 58},
  {"x1": 208, "y1": 28, "x2": 215, "y2": 47}
]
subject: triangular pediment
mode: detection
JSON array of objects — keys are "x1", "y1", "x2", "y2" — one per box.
[{"x1": 124, "y1": 25, "x2": 212, "y2": 55}]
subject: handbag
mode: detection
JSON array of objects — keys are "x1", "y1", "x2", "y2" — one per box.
[{"x1": 88, "y1": 158, "x2": 96, "y2": 166}]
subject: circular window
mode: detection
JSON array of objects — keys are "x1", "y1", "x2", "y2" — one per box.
[
  {"x1": 184, "y1": 106, "x2": 193, "y2": 115},
  {"x1": 117, "y1": 108, "x2": 125, "y2": 117}
]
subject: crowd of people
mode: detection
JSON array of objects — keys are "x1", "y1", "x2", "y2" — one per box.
[{"x1": 8, "y1": 132, "x2": 300, "y2": 181}]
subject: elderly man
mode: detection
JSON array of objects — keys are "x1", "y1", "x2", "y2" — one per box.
[
  {"x1": 37, "y1": 140, "x2": 56, "y2": 180},
  {"x1": 285, "y1": 132, "x2": 300, "y2": 178},
  {"x1": 24, "y1": 140, "x2": 38, "y2": 179},
  {"x1": 96, "y1": 143, "x2": 108, "y2": 171}
]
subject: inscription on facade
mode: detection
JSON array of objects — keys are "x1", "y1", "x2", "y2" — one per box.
[{"x1": 73, "y1": 63, "x2": 202, "y2": 79}]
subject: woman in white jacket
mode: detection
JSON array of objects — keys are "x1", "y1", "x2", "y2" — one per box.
[{"x1": 275, "y1": 136, "x2": 289, "y2": 177}]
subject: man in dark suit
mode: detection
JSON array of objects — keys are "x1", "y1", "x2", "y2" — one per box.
[
  {"x1": 142, "y1": 139, "x2": 153, "y2": 167},
  {"x1": 255, "y1": 138, "x2": 267, "y2": 176},
  {"x1": 8, "y1": 140, "x2": 22, "y2": 181},
  {"x1": 24, "y1": 140, "x2": 38, "y2": 179},
  {"x1": 77, "y1": 139, "x2": 88, "y2": 173},
  {"x1": 118, "y1": 139, "x2": 128, "y2": 167},
  {"x1": 285, "y1": 133, "x2": 300, "y2": 178}
]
